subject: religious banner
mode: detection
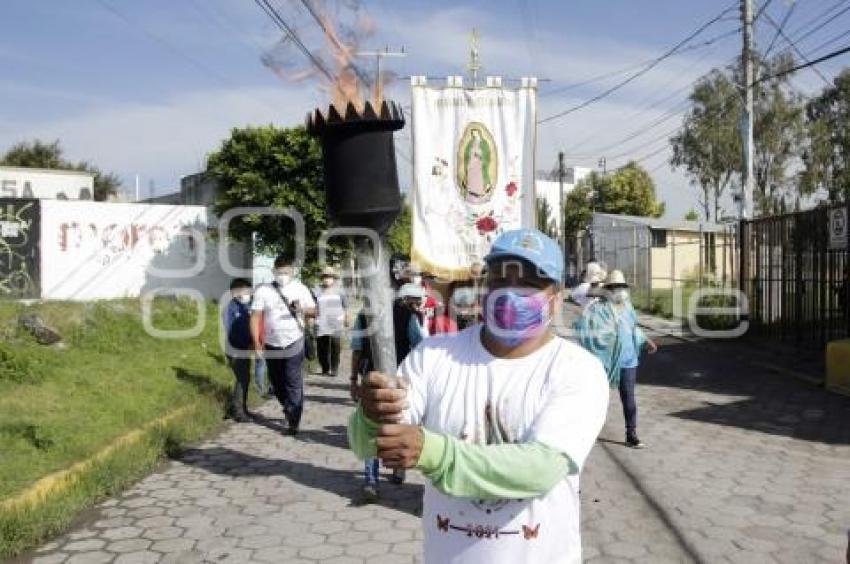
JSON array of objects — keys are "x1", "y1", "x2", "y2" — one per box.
[{"x1": 410, "y1": 76, "x2": 537, "y2": 280}]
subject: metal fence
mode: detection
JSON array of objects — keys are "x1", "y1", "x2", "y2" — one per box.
[
  {"x1": 741, "y1": 204, "x2": 850, "y2": 347},
  {"x1": 572, "y1": 221, "x2": 739, "y2": 319}
]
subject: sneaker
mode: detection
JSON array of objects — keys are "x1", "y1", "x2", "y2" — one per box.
[
  {"x1": 362, "y1": 483, "x2": 379, "y2": 503},
  {"x1": 233, "y1": 413, "x2": 250, "y2": 423},
  {"x1": 389, "y1": 468, "x2": 406, "y2": 484},
  {"x1": 625, "y1": 434, "x2": 645, "y2": 449}
]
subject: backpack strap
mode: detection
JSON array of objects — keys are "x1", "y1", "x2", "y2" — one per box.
[{"x1": 271, "y1": 281, "x2": 305, "y2": 335}]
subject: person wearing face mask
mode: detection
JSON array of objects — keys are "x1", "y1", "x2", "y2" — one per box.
[
  {"x1": 223, "y1": 278, "x2": 255, "y2": 423},
  {"x1": 250, "y1": 256, "x2": 316, "y2": 435},
  {"x1": 570, "y1": 261, "x2": 607, "y2": 308},
  {"x1": 314, "y1": 266, "x2": 347, "y2": 377},
  {"x1": 347, "y1": 228, "x2": 609, "y2": 564},
  {"x1": 575, "y1": 270, "x2": 658, "y2": 449}
]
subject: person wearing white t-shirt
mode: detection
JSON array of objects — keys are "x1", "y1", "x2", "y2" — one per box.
[
  {"x1": 349, "y1": 228, "x2": 609, "y2": 564},
  {"x1": 314, "y1": 266, "x2": 347, "y2": 377},
  {"x1": 250, "y1": 256, "x2": 316, "y2": 435}
]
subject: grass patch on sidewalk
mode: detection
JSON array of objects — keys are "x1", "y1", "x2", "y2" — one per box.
[{"x1": 0, "y1": 298, "x2": 239, "y2": 558}]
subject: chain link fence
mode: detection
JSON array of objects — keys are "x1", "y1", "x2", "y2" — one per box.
[{"x1": 572, "y1": 215, "x2": 739, "y2": 320}]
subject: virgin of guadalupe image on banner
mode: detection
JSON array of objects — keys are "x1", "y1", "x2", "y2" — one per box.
[{"x1": 409, "y1": 76, "x2": 537, "y2": 281}]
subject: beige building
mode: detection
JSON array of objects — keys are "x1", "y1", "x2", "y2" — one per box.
[{"x1": 591, "y1": 213, "x2": 736, "y2": 290}]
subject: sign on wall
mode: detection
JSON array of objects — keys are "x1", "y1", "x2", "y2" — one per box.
[{"x1": 410, "y1": 77, "x2": 537, "y2": 280}]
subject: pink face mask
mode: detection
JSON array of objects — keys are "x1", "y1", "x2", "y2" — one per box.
[{"x1": 484, "y1": 288, "x2": 552, "y2": 347}]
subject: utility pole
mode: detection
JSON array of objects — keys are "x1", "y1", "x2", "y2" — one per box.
[
  {"x1": 558, "y1": 151, "x2": 567, "y2": 284},
  {"x1": 355, "y1": 46, "x2": 406, "y2": 106},
  {"x1": 598, "y1": 157, "x2": 607, "y2": 176},
  {"x1": 741, "y1": 0, "x2": 754, "y2": 220}
]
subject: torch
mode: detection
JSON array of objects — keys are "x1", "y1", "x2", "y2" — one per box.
[{"x1": 307, "y1": 99, "x2": 405, "y2": 374}]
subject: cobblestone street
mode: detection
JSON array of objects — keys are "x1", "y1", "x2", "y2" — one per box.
[{"x1": 18, "y1": 327, "x2": 850, "y2": 564}]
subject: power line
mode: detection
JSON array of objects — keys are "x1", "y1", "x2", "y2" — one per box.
[
  {"x1": 754, "y1": 0, "x2": 776, "y2": 22},
  {"x1": 763, "y1": 0, "x2": 797, "y2": 56},
  {"x1": 786, "y1": 0, "x2": 849, "y2": 42},
  {"x1": 538, "y1": 2, "x2": 738, "y2": 124},
  {"x1": 296, "y1": 0, "x2": 372, "y2": 88},
  {"x1": 806, "y1": 27, "x2": 850, "y2": 57},
  {"x1": 763, "y1": 12, "x2": 831, "y2": 86},
  {"x1": 754, "y1": 44, "x2": 850, "y2": 85},
  {"x1": 791, "y1": 3, "x2": 850, "y2": 45},
  {"x1": 253, "y1": 0, "x2": 336, "y2": 84},
  {"x1": 565, "y1": 48, "x2": 738, "y2": 155},
  {"x1": 93, "y1": 0, "x2": 241, "y2": 88},
  {"x1": 539, "y1": 27, "x2": 739, "y2": 99},
  {"x1": 582, "y1": 99, "x2": 690, "y2": 157}
]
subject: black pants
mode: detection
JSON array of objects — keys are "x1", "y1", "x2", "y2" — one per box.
[
  {"x1": 228, "y1": 355, "x2": 250, "y2": 418},
  {"x1": 316, "y1": 334, "x2": 341, "y2": 375},
  {"x1": 264, "y1": 339, "x2": 305, "y2": 429}
]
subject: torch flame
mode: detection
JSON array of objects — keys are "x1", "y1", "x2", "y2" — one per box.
[{"x1": 261, "y1": 0, "x2": 387, "y2": 116}]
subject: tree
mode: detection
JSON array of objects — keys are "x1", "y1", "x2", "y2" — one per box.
[
  {"x1": 386, "y1": 198, "x2": 411, "y2": 256},
  {"x1": 0, "y1": 139, "x2": 121, "y2": 201},
  {"x1": 684, "y1": 208, "x2": 700, "y2": 221},
  {"x1": 670, "y1": 69, "x2": 741, "y2": 222},
  {"x1": 671, "y1": 53, "x2": 805, "y2": 219},
  {"x1": 562, "y1": 162, "x2": 665, "y2": 240},
  {"x1": 747, "y1": 53, "x2": 806, "y2": 214},
  {"x1": 535, "y1": 197, "x2": 557, "y2": 239},
  {"x1": 208, "y1": 125, "x2": 344, "y2": 281},
  {"x1": 801, "y1": 68, "x2": 850, "y2": 203}
]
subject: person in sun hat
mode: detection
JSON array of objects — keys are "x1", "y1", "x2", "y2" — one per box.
[
  {"x1": 571, "y1": 260, "x2": 607, "y2": 308},
  {"x1": 574, "y1": 269, "x2": 658, "y2": 449},
  {"x1": 348, "y1": 227, "x2": 609, "y2": 564},
  {"x1": 314, "y1": 266, "x2": 347, "y2": 377}
]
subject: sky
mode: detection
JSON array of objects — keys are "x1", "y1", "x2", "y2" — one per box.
[{"x1": 1, "y1": 0, "x2": 849, "y2": 220}]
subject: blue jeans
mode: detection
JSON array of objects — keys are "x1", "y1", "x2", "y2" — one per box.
[
  {"x1": 253, "y1": 356, "x2": 269, "y2": 395},
  {"x1": 264, "y1": 339, "x2": 305, "y2": 429},
  {"x1": 618, "y1": 366, "x2": 638, "y2": 435},
  {"x1": 364, "y1": 458, "x2": 380, "y2": 485}
]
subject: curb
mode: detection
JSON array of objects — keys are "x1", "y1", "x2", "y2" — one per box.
[{"x1": 0, "y1": 402, "x2": 201, "y2": 513}]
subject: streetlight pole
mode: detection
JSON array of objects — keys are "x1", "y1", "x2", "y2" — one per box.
[{"x1": 558, "y1": 151, "x2": 567, "y2": 284}]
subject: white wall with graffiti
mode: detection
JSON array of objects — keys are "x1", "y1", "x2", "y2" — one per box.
[{"x1": 39, "y1": 200, "x2": 250, "y2": 301}]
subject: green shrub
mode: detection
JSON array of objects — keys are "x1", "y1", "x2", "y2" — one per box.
[
  {"x1": 0, "y1": 343, "x2": 44, "y2": 385},
  {"x1": 694, "y1": 292, "x2": 740, "y2": 330}
]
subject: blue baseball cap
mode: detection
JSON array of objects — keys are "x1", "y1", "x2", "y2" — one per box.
[{"x1": 483, "y1": 228, "x2": 563, "y2": 284}]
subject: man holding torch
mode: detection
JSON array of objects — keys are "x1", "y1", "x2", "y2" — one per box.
[{"x1": 348, "y1": 228, "x2": 609, "y2": 564}]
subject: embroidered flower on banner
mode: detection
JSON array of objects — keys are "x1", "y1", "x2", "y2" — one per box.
[
  {"x1": 476, "y1": 215, "x2": 498, "y2": 234},
  {"x1": 505, "y1": 181, "x2": 518, "y2": 197}
]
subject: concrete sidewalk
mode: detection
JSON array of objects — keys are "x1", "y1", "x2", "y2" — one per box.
[{"x1": 20, "y1": 326, "x2": 850, "y2": 563}]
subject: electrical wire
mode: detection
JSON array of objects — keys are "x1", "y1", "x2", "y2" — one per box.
[
  {"x1": 791, "y1": 3, "x2": 850, "y2": 45},
  {"x1": 786, "y1": 0, "x2": 849, "y2": 42},
  {"x1": 805, "y1": 27, "x2": 850, "y2": 57},
  {"x1": 754, "y1": 44, "x2": 850, "y2": 85},
  {"x1": 538, "y1": 2, "x2": 738, "y2": 124},
  {"x1": 763, "y1": 12, "x2": 831, "y2": 86},
  {"x1": 539, "y1": 27, "x2": 739, "y2": 99},
  {"x1": 253, "y1": 0, "x2": 336, "y2": 84},
  {"x1": 296, "y1": 0, "x2": 372, "y2": 88},
  {"x1": 763, "y1": 0, "x2": 797, "y2": 56}
]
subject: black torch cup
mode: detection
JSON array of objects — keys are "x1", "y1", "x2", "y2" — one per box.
[{"x1": 307, "y1": 100, "x2": 406, "y2": 375}]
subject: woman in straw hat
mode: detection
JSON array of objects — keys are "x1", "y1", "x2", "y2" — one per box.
[{"x1": 574, "y1": 269, "x2": 657, "y2": 448}]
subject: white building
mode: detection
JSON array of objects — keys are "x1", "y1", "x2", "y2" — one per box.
[
  {"x1": 0, "y1": 166, "x2": 95, "y2": 200},
  {"x1": 535, "y1": 166, "x2": 592, "y2": 233}
]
